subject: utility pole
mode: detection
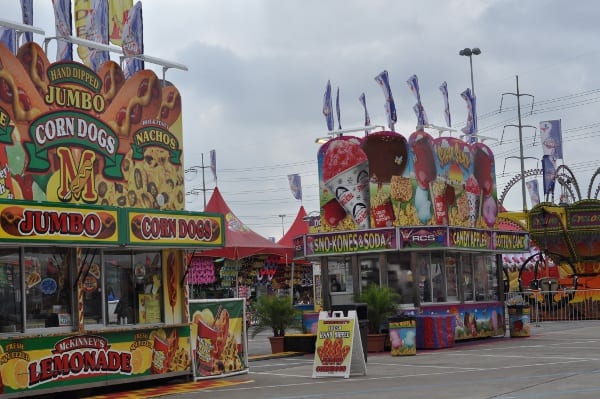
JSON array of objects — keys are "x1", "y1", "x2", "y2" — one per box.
[
  {"x1": 500, "y1": 76, "x2": 536, "y2": 212},
  {"x1": 185, "y1": 153, "x2": 213, "y2": 210}
]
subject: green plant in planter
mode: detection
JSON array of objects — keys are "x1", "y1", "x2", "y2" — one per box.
[
  {"x1": 354, "y1": 284, "x2": 400, "y2": 333},
  {"x1": 250, "y1": 295, "x2": 302, "y2": 338}
]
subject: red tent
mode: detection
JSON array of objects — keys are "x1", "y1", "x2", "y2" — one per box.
[
  {"x1": 276, "y1": 206, "x2": 310, "y2": 264},
  {"x1": 277, "y1": 206, "x2": 308, "y2": 248},
  {"x1": 197, "y1": 187, "x2": 289, "y2": 260}
]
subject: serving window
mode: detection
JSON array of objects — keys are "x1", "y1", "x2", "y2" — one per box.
[
  {"x1": 104, "y1": 250, "x2": 164, "y2": 325},
  {"x1": 386, "y1": 252, "x2": 414, "y2": 304},
  {"x1": 417, "y1": 253, "x2": 447, "y2": 303},
  {"x1": 474, "y1": 254, "x2": 497, "y2": 301},
  {"x1": 0, "y1": 247, "x2": 167, "y2": 334},
  {"x1": 328, "y1": 257, "x2": 352, "y2": 294},
  {"x1": 24, "y1": 247, "x2": 74, "y2": 329},
  {"x1": 0, "y1": 249, "x2": 23, "y2": 332},
  {"x1": 444, "y1": 255, "x2": 459, "y2": 301},
  {"x1": 359, "y1": 256, "x2": 380, "y2": 289}
]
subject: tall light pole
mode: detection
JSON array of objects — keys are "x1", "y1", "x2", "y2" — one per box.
[
  {"x1": 459, "y1": 47, "x2": 481, "y2": 96},
  {"x1": 278, "y1": 214, "x2": 286, "y2": 237}
]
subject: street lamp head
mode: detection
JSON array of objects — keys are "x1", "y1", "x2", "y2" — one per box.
[{"x1": 459, "y1": 47, "x2": 481, "y2": 57}]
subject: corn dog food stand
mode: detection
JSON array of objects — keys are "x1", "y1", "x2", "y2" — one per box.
[{"x1": 0, "y1": 42, "x2": 225, "y2": 397}]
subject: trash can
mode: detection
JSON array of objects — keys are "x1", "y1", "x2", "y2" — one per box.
[
  {"x1": 507, "y1": 304, "x2": 530, "y2": 337},
  {"x1": 331, "y1": 303, "x2": 368, "y2": 362},
  {"x1": 388, "y1": 315, "x2": 416, "y2": 356}
]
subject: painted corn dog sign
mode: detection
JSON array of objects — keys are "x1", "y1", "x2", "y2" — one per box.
[
  {"x1": 0, "y1": 42, "x2": 185, "y2": 211},
  {"x1": 316, "y1": 131, "x2": 499, "y2": 232},
  {"x1": 0, "y1": 326, "x2": 190, "y2": 395},
  {"x1": 189, "y1": 299, "x2": 248, "y2": 379},
  {"x1": 127, "y1": 210, "x2": 224, "y2": 247}
]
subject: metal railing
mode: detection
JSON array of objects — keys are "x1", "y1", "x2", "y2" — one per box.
[{"x1": 506, "y1": 289, "x2": 600, "y2": 325}]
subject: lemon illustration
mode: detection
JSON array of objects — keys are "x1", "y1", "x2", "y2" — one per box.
[
  {"x1": 2, "y1": 358, "x2": 28, "y2": 390},
  {"x1": 131, "y1": 346, "x2": 153, "y2": 374},
  {"x1": 14, "y1": 359, "x2": 29, "y2": 389}
]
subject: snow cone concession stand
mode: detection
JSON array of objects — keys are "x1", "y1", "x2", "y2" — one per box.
[
  {"x1": 295, "y1": 131, "x2": 530, "y2": 348},
  {"x1": 0, "y1": 42, "x2": 227, "y2": 396}
]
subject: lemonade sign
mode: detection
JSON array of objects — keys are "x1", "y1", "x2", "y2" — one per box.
[{"x1": 0, "y1": 326, "x2": 190, "y2": 394}]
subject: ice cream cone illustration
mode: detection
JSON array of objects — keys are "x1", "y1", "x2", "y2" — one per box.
[
  {"x1": 362, "y1": 132, "x2": 409, "y2": 227},
  {"x1": 322, "y1": 138, "x2": 371, "y2": 229}
]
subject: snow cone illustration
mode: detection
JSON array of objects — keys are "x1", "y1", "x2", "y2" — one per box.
[{"x1": 322, "y1": 137, "x2": 370, "y2": 229}]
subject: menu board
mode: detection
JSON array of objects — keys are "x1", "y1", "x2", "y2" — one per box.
[{"x1": 312, "y1": 310, "x2": 366, "y2": 379}]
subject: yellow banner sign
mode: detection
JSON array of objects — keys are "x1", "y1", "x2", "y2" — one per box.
[
  {"x1": 128, "y1": 211, "x2": 224, "y2": 246},
  {"x1": 0, "y1": 203, "x2": 118, "y2": 243}
]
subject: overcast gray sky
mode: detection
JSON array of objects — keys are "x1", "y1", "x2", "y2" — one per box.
[{"x1": 5, "y1": 1, "x2": 600, "y2": 240}]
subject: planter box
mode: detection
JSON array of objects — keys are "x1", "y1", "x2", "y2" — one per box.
[
  {"x1": 284, "y1": 333, "x2": 317, "y2": 353},
  {"x1": 367, "y1": 333, "x2": 387, "y2": 353},
  {"x1": 269, "y1": 336, "x2": 286, "y2": 353}
]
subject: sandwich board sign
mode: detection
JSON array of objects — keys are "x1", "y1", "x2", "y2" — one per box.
[{"x1": 312, "y1": 310, "x2": 367, "y2": 378}]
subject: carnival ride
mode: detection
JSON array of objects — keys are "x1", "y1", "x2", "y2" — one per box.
[{"x1": 499, "y1": 165, "x2": 600, "y2": 316}]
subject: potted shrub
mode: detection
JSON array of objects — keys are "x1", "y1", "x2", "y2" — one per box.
[
  {"x1": 250, "y1": 295, "x2": 302, "y2": 353},
  {"x1": 354, "y1": 283, "x2": 400, "y2": 352}
]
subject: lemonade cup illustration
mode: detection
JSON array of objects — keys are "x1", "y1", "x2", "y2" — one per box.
[{"x1": 322, "y1": 138, "x2": 371, "y2": 229}]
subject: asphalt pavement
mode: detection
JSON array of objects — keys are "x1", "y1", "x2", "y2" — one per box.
[{"x1": 82, "y1": 321, "x2": 600, "y2": 399}]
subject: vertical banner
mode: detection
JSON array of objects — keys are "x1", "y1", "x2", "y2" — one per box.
[
  {"x1": 323, "y1": 80, "x2": 334, "y2": 131},
  {"x1": 336, "y1": 86, "x2": 342, "y2": 130},
  {"x1": 542, "y1": 155, "x2": 556, "y2": 195},
  {"x1": 439, "y1": 81, "x2": 451, "y2": 127},
  {"x1": 374, "y1": 70, "x2": 397, "y2": 131},
  {"x1": 189, "y1": 298, "x2": 248, "y2": 380},
  {"x1": 407, "y1": 74, "x2": 428, "y2": 127},
  {"x1": 288, "y1": 173, "x2": 302, "y2": 200},
  {"x1": 460, "y1": 88, "x2": 477, "y2": 143},
  {"x1": 109, "y1": 0, "x2": 133, "y2": 46},
  {"x1": 121, "y1": 1, "x2": 144, "y2": 78},
  {"x1": 358, "y1": 92, "x2": 370, "y2": 133},
  {"x1": 75, "y1": 0, "x2": 109, "y2": 71},
  {"x1": 526, "y1": 179, "x2": 540, "y2": 206},
  {"x1": 53, "y1": 0, "x2": 74, "y2": 62},
  {"x1": 210, "y1": 149, "x2": 217, "y2": 183},
  {"x1": 539, "y1": 119, "x2": 563, "y2": 159},
  {"x1": 20, "y1": 0, "x2": 33, "y2": 43},
  {"x1": 163, "y1": 250, "x2": 183, "y2": 324},
  {"x1": 0, "y1": 28, "x2": 16, "y2": 53}
]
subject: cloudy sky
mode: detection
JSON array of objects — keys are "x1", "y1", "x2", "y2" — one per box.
[{"x1": 4, "y1": 1, "x2": 600, "y2": 240}]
